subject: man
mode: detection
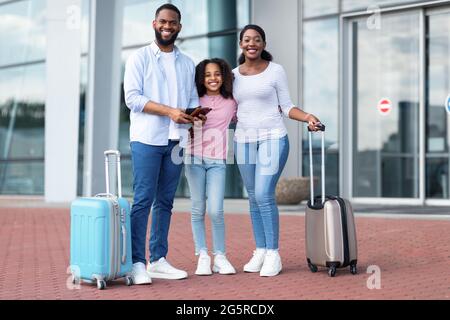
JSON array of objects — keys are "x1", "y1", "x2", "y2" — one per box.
[{"x1": 124, "y1": 3, "x2": 201, "y2": 284}]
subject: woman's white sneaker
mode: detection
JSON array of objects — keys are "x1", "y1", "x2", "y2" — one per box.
[
  {"x1": 260, "y1": 250, "x2": 282, "y2": 277},
  {"x1": 131, "y1": 262, "x2": 152, "y2": 285},
  {"x1": 195, "y1": 253, "x2": 212, "y2": 276},
  {"x1": 243, "y1": 249, "x2": 266, "y2": 273},
  {"x1": 212, "y1": 254, "x2": 236, "y2": 275}
]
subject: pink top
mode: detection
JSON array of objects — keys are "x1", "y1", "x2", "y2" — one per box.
[{"x1": 187, "y1": 95, "x2": 237, "y2": 160}]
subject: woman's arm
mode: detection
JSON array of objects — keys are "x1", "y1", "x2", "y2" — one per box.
[{"x1": 288, "y1": 107, "x2": 322, "y2": 131}]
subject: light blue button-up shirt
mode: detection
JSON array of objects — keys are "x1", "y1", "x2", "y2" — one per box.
[{"x1": 123, "y1": 41, "x2": 199, "y2": 147}]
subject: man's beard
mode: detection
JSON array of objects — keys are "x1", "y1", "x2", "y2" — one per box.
[{"x1": 154, "y1": 29, "x2": 179, "y2": 46}]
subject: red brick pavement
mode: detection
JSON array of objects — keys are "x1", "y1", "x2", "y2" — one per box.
[{"x1": 0, "y1": 207, "x2": 449, "y2": 300}]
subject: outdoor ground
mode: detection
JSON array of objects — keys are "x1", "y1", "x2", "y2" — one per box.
[{"x1": 0, "y1": 199, "x2": 449, "y2": 301}]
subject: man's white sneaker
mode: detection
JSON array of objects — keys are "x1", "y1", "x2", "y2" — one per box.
[
  {"x1": 212, "y1": 254, "x2": 236, "y2": 275},
  {"x1": 260, "y1": 250, "x2": 282, "y2": 277},
  {"x1": 195, "y1": 253, "x2": 212, "y2": 276},
  {"x1": 147, "y1": 257, "x2": 188, "y2": 280},
  {"x1": 243, "y1": 249, "x2": 266, "y2": 273},
  {"x1": 131, "y1": 262, "x2": 152, "y2": 285}
]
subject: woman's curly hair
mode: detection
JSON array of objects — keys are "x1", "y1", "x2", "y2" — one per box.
[{"x1": 195, "y1": 58, "x2": 233, "y2": 99}]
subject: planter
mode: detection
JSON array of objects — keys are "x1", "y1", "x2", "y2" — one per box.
[{"x1": 275, "y1": 177, "x2": 311, "y2": 205}]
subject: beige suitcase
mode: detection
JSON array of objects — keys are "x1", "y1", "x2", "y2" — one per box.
[{"x1": 305, "y1": 125, "x2": 358, "y2": 277}]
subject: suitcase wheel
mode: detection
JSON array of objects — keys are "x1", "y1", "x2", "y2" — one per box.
[
  {"x1": 308, "y1": 263, "x2": 318, "y2": 273},
  {"x1": 328, "y1": 266, "x2": 337, "y2": 277},
  {"x1": 125, "y1": 276, "x2": 133, "y2": 286},
  {"x1": 350, "y1": 263, "x2": 358, "y2": 275},
  {"x1": 97, "y1": 279, "x2": 106, "y2": 290}
]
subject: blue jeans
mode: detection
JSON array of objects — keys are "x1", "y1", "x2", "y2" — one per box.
[
  {"x1": 130, "y1": 141, "x2": 183, "y2": 264},
  {"x1": 235, "y1": 135, "x2": 289, "y2": 250},
  {"x1": 184, "y1": 155, "x2": 227, "y2": 255}
]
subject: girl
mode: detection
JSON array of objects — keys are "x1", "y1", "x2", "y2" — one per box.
[
  {"x1": 233, "y1": 24, "x2": 321, "y2": 277},
  {"x1": 184, "y1": 58, "x2": 237, "y2": 276}
]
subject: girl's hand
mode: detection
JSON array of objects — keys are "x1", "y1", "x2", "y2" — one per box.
[{"x1": 197, "y1": 114, "x2": 207, "y2": 125}]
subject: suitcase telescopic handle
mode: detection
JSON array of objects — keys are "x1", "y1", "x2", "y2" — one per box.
[
  {"x1": 104, "y1": 150, "x2": 122, "y2": 198},
  {"x1": 308, "y1": 123, "x2": 326, "y2": 205}
]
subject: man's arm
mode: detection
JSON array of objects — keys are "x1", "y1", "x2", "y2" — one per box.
[{"x1": 142, "y1": 101, "x2": 193, "y2": 124}]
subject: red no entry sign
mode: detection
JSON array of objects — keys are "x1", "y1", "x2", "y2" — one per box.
[{"x1": 378, "y1": 98, "x2": 392, "y2": 116}]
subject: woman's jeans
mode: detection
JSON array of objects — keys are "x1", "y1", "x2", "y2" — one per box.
[
  {"x1": 235, "y1": 135, "x2": 289, "y2": 250},
  {"x1": 130, "y1": 141, "x2": 184, "y2": 264},
  {"x1": 185, "y1": 155, "x2": 227, "y2": 255}
]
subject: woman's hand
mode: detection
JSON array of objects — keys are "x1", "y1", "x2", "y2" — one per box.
[{"x1": 305, "y1": 113, "x2": 322, "y2": 132}]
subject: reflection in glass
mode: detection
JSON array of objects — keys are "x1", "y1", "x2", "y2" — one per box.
[
  {"x1": 303, "y1": 0, "x2": 339, "y2": 18},
  {"x1": 0, "y1": 0, "x2": 46, "y2": 66},
  {"x1": 172, "y1": 0, "x2": 208, "y2": 36},
  {"x1": 0, "y1": 162, "x2": 44, "y2": 195},
  {"x1": 353, "y1": 12, "x2": 420, "y2": 198},
  {"x1": 237, "y1": 0, "x2": 250, "y2": 28},
  {"x1": 342, "y1": 0, "x2": 420, "y2": 12},
  {"x1": 0, "y1": 63, "x2": 45, "y2": 195},
  {"x1": 302, "y1": 18, "x2": 339, "y2": 195},
  {"x1": 426, "y1": 12, "x2": 450, "y2": 199},
  {"x1": 122, "y1": 0, "x2": 166, "y2": 47}
]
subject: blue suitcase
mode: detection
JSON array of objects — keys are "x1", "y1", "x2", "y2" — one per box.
[{"x1": 70, "y1": 150, "x2": 133, "y2": 290}]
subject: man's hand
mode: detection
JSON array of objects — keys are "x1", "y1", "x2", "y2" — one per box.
[{"x1": 169, "y1": 108, "x2": 193, "y2": 124}]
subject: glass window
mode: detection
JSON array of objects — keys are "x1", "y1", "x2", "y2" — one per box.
[
  {"x1": 302, "y1": 18, "x2": 339, "y2": 195},
  {"x1": 0, "y1": 63, "x2": 46, "y2": 195},
  {"x1": 342, "y1": 0, "x2": 421, "y2": 12},
  {"x1": 0, "y1": 63, "x2": 45, "y2": 159},
  {"x1": 122, "y1": 0, "x2": 166, "y2": 47},
  {"x1": 0, "y1": 0, "x2": 46, "y2": 66},
  {"x1": 208, "y1": 34, "x2": 238, "y2": 66},
  {"x1": 352, "y1": 12, "x2": 420, "y2": 198},
  {"x1": 426, "y1": 11, "x2": 450, "y2": 199},
  {"x1": 171, "y1": 0, "x2": 208, "y2": 36},
  {"x1": 0, "y1": 161, "x2": 44, "y2": 195},
  {"x1": 303, "y1": 0, "x2": 339, "y2": 18},
  {"x1": 176, "y1": 37, "x2": 209, "y2": 65},
  {"x1": 81, "y1": 0, "x2": 90, "y2": 54},
  {"x1": 237, "y1": 0, "x2": 250, "y2": 28}
]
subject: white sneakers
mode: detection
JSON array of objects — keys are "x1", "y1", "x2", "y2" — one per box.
[
  {"x1": 260, "y1": 250, "x2": 282, "y2": 277},
  {"x1": 131, "y1": 262, "x2": 152, "y2": 285},
  {"x1": 147, "y1": 257, "x2": 188, "y2": 280},
  {"x1": 195, "y1": 253, "x2": 212, "y2": 276},
  {"x1": 244, "y1": 249, "x2": 282, "y2": 277},
  {"x1": 213, "y1": 254, "x2": 236, "y2": 275},
  {"x1": 195, "y1": 252, "x2": 236, "y2": 276},
  {"x1": 243, "y1": 249, "x2": 267, "y2": 273}
]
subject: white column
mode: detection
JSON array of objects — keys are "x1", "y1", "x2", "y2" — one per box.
[
  {"x1": 45, "y1": 0, "x2": 81, "y2": 202},
  {"x1": 83, "y1": 0, "x2": 124, "y2": 196},
  {"x1": 252, "y1": 0, "x2": 301, "y2": 177}
]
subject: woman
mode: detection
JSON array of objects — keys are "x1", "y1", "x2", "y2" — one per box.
[{"x1": 232, "y1": 24, "x2": 321, "y2": 277}]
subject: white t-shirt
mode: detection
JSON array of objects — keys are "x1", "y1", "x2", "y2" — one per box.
[
  {"x1": 232, "y1": 62, "x2": 295, "y2": 143},
  {"x1": 160, "y1": 51, "x2": 179, "y2": 140}
]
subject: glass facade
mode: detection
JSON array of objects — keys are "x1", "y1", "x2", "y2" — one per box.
[
  {"x1": 3, "y1": 0, "x2": 450, "y2": 205},
  {"x1": 0, "y1": 0, "x2": 46, "y2": 195},
  {"x1": 352, "y1": 12, "x2": 420, "y2": 198},
  {"x1": 426, "y1": 10, "x2": 450, "y2": 199},
  {"x1": 302, "y1": 0, "x2": 450, "y2": 202}
]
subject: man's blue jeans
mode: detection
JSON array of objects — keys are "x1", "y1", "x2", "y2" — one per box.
[
  {"x1": 130, "y1": 141, "x2": 183, "y2": 264},
  {"x1": 235, "y1": 135, "x2": 289, "y2": 250},
  {"x1": 184, "y1": 155, "x2": 227, "y2": 255}
]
